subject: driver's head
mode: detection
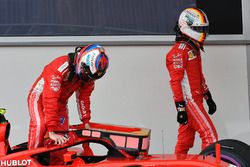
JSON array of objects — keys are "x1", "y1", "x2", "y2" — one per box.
[
  {"x1": 75, "y1": 44, "x2": 109, "y2": 81},
  {"x1": 178, "y1": 7, "x2": 209, "y2": 44}
]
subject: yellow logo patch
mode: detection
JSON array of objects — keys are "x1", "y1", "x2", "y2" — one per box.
[{"x1": 188, "y1": 50, "x2": 196, "y2": 60}]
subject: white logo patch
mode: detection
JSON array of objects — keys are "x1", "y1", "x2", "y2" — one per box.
[
  {"x1": 58, "y1": 61, "x2": 68, "y2": 73},
  {"x1": 178, "y1": 43, "x2": 186, "y2": 50},
  {"x1": 50, "y1": 75, "x2": 61, "y2": 92},
  {"x1": 173, "y1": 54, "x2": 183, "y2": 69}
]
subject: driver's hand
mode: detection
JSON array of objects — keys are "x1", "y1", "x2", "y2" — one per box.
[
  {"x1": 175, "y1": 101, "x2": 188, "y2": 125},
  {"x1": 204, "y1": 91, "x2": 217, "y2": 115},
  {"x1": 84, "y1": 123, "x2": 91, "y2": 129},
  {"x1": 48, "y1": 131, "x2": 69, "y2": 145},
  {"x1": 82, "y1": 119, "x2": 91, "y2": 129}
]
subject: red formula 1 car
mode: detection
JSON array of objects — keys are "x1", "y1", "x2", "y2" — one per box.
[{"x1": 0, "y1": 110, "x2": 250, "y2": 167}]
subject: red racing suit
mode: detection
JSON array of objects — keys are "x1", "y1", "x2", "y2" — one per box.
[
  {"x1": 28, "y1": 55, "x2": 94, "y2": 162},
  {"x1": 166, "y1": 37, "x2": 218, "y2": 154}
]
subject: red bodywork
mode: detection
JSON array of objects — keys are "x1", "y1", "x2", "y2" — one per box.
[{"x1": 0, "y1": 121, "x2": 232, "y2": 167}]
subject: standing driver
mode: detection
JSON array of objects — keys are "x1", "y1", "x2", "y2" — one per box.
[
  {"x1": 27, "y1": 44, "x2": 109, "y2": 164},
  {"x1": 166, "y1": 8, "x2": 218, "y2": 154}
]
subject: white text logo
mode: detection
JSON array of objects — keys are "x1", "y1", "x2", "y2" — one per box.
[{"x1": 0, "y1": 159, "x2": 31, "y2": 166}]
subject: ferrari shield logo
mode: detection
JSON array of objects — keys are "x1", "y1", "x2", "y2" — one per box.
[{"x1": 188, "y1": 50, "x2": 196, "y2": 61}]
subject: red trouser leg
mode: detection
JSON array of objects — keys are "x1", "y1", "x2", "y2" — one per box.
[
  {"x1": 175, "y1": 123, "x2": 195, "y2": 154},
  {"x1": 188, "y1": 101, "x2": 218, "y2": 150},
  {"x1": 175, "y1": 100, "x2": 218, "y2": 154},
  {"x1": 28, "y1": 92, "x2": 69, "y2": 165}
]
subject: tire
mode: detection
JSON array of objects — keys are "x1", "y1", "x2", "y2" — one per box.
[{"x1": 200, "y1": 139, "x2": 250, "y2": 167}]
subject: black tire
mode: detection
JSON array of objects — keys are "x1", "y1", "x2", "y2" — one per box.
[{"x1": 200, "y1": 139, "x2": 250, "y2": 167}]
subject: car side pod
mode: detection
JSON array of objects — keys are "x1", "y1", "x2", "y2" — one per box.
[{"x1": 0, "y1": 108, "x2": 11, "y2": 156}]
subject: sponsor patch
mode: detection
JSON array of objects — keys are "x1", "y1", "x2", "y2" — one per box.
[
  {"x1": 33, "y1": 78, "x2": 44, "y2": 94},
  {"x1": 58, "y1": 61, "x2": 68, "y2": 73},
  {"x1": 50, "y1": 75, "x2": 61, "y2": 92},
  {"x1": 188, "y1": 50, "x2": 196, "y2": 60},
  {"x1": 80, "y1": 100, "x2": 87, "y2": 118},
  {"x1": 178, "y1": 43, "x2": 186, "y2": 50},
  {"x1": 60, "y1": 116, "x2": 65, "y2": 125},
  {"x1": 173, "y1": 54, "x2": 183, "y2": 69}
]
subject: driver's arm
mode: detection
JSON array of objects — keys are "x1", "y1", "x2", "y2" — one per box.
[
  {"x1": 76, "y1": 81, "x2": 95, "y2": 124},
  {"x1": 42, "y1": 67, "x2": 69, "y2": 144}
]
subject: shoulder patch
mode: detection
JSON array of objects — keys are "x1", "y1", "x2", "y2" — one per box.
[
  {"x1": 188, "y1": 50, "x2": 197, "y2": 61},
  {"x1": 58, "y1": 61, "x2": 69, "y2": 73},
  {"x1": 50, "y1": 75, "x2": 61, "y2": 92}
]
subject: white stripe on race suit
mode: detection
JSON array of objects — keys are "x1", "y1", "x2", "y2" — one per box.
[
  {"x1": 188, "y1": 102, "x2": 216, "y2": 143},
  {"x1": 191, "y1": 101, "x2": 217, "y2": 143},
  {"x1": 181, "y1": 70, "x2": 216, "y2": 143},
  {"x1": 30, "y1": 78, "x2": 44, "y2": 148},
  {"x1": 33, "y1": 94, "x2": 41, "y2": 148},
  {"x1": 186, "y1": 103, "x2": 210, "y2": 145},
  {"x1": 32, "y1": 78, "x2": 44, "y2": 94},
  {"x1": 58, "y1": 61, "x2": 69, "y2": 73},
  {"x1": 28, "y1": 94, "x2": 36, "y2": 148},
  {"x1": 181, "y1": 71, "x2": 193, "y2": 101}
]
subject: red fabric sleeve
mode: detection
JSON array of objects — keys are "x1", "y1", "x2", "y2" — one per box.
[
  {"x1": 199, "y1": 56, "x2": 209, "y2": 94},
  {"x1": 76, "y1": 81, "x2": 95, "y2": 123},
  {"x1": 42, "y1": 67, "x2": 63, "y2": 132},
  {"x1": 166, "y1": 46, "x2": 188, "y2": 103},
  {"x1": 201, "y1": 73, "x2": 209, "y2": 94}
]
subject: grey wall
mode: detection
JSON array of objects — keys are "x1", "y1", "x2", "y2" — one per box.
[{"x1": 0, "y1": 44, "x2": 249, "y2": 154}]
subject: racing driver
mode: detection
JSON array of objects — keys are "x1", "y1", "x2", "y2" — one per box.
[
  {"x1": 166, "y1": 8, "x2": 218, "y2": 154},
  {"x1": 27, "y1": 44, "x2": 109, "y2": 164}
]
